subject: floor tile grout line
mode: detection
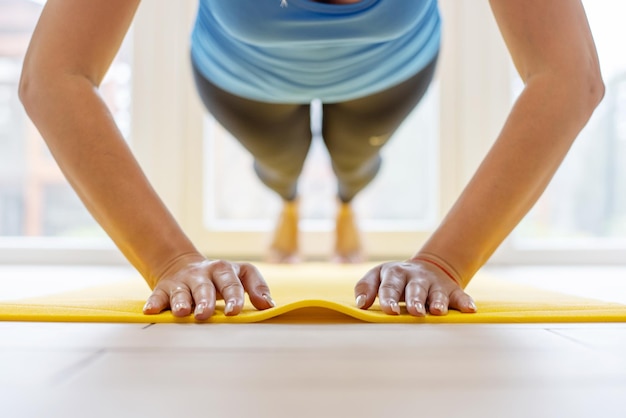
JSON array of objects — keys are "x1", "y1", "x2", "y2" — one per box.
[
  {"x1": 49, "y1": 348, "x2": 107, "y2": 387},
  {"x1": 545, "y1": 328, "x2": 597, "y2": 350}
]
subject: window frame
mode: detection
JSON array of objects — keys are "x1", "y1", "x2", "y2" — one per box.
[
  {"x1": 2, "y1": 0, "x2": 623, "y2": 265},
  {"x1": 179, "y1": 0, "x2": 511, "y2": 260}
]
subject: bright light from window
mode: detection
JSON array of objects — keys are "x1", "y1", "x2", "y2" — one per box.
[{"x1": 513, "y1": 0, "x2": 626, "y2": 244}]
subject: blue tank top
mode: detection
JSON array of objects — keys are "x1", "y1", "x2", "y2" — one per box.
[{"x1": 191, "y1": 0, "x2": 440, "y2": 103}]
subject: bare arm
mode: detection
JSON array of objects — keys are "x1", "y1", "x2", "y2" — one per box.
[
  {"x1": 19, "y1": 0, "x2": 193, "y2": 282},
  {"x1": 355, "y1": 0, "x2": 604, "y2": 316},
  {"x1": 417, "y1": 0, "x2": 604, "y2": 282},
  {"x1": 19, "y1": 0, "x2": 273, "y2": 318}
]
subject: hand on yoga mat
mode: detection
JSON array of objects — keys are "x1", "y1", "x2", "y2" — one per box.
[
  {"x1": 354, "y1": 259, "x2": 477, "y2": 317},
  {"x1": 20, "y1": 0, "x2": 603, "y2": 306},
  {"x1": 142, "y1": 254, "x2": 276, "y2": 320}
]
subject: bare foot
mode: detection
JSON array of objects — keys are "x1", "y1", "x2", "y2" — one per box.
[
  {"x1": 333, "y1": 201, "x2": 365, "y2": 263},
  {"x1": 267, "y1": 199, "x2": 301, "y2": 263}
]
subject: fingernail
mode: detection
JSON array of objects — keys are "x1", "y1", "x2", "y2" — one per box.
[
  {"x1": 432, "y1": 302, "x2": 446, "y2": 313},
  {"x1": 194, "y1": 303, "x2": 205, "y2": 316},
  {"x1": 355, "y1": 294, "x2": 367, "y2": 309},
  {"x1": 468, "y1": 300, "x2": 477, "y2": 311},
  {"x1": 224, "y1": 300, "x2": 235, "y2": 315},
  {"x1": 409, "y1": 299, "x2": 424, "y2": 314},
  {"x1": 174, "y1": 302, "x2": 185, "y2": 312},
  {"x1": 143, "y1": 302, "x2": 152, "y2": 312},
  {"x1": 262, "y1": 294, "x2": 276, "y2": 308},
  {"x1": 389, "y1": 300, "x2": 401, "y2": 315}
]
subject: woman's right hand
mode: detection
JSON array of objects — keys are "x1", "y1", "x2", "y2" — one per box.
[{"x1": 143, "y1": 254, "x2": 276, "y2": 321}]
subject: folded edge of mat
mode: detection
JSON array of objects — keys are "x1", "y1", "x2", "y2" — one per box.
[{"x1": 2, "y1": 298, "x2": 626, "y2": 324}]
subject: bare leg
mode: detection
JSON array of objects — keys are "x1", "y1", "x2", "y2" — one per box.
[
  {"x1": 267, "y1": 199, "x2": 300, "y2": 263},
  {"x1": 332, "y1": 200, "x2": 364, "y2": 263}
]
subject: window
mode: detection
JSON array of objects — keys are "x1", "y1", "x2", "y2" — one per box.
[
  {"x1": 6, "y1": 1, "x2": 619, "y2": 265},
  {"x1": 183, "y1": 0, "x2": 505, "y2": 260},
  {"x1": 0, "y1": 0, "x2": 131, "y2": 263},
  {"x1": 495, "y1": 0, "x2": 626, "y2": 264},
  {"x1": 203, "y1": 91, "x2": 439, "y2": 229}
]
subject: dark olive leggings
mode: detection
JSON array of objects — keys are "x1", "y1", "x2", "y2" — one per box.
[{"x1": 191, "y1": 56, "x2": 438, "y2": 203}]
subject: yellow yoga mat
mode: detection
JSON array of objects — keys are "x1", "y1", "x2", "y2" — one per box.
[{"x1": 1, "y1": 263, "x2": 626, "y2": 323}]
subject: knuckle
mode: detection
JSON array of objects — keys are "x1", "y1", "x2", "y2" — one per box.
[
  {"x1": 449, "y1": 288, "x2": 468, "y2": 302},
  {"x1": 354, "y1": 283, "x2": 370, "y2": 295},
  {"x1": 406, "y1": 280, "x2": 427, "y2": 294},
  {"x1": 219, "y1": 280, "x2": 244, "y2": 295},
  {"x1": 386, "y1": 264, "x2": 407, "y2": 276},
  {"x1": 379, "y1": 282, "x2": 402, "y2": 291},
  {"x1": 151, "y1": 287, "x2": 168, "y2": 299},
  {"x1": 380, "y1": 274, "x2": 404, "y2": 288},
  {"x1": 190, "y1": 281, "x2": 215, "y2": 295},
  {"x1": 208, "y1": 259, "x2": 232, "y2": 271},
  {"x1": 354, "y1": 281, "x2": 374, "y2": 298},
  {"x1": 379, "y1": 283, "x2": 403, "y2": 298},
  {"x1": 429, "y1": 288, "x2": 449, "y2": 301},
  {"x1": 254, "y1": 283, "x2": 271, "y2": 294},
  {"x1": 169, "y1": 285, "x2": 188, "y2": 297}
]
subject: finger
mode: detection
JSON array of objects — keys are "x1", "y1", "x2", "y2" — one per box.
[
  {"x1": 238, "y1": 263, "x2": 275, "y2": 310},
  {"x1": 353, "y1": 265, "x2": 383, "y2": 310},
  {"x1": 378, "y1": 264, "x2": 408, "y2": 315},
  {"x1": 209, "y1": 261, "x2": 245, "y2": 316},
  {"x1": 427, "y1": 288, "x2": 450, "y2": 316},
  {"x1": 448, "y1": 288, "x2": 477, "y2": 313},
  {"x1": 189, "y1": 281, "x2": 217, "y2": 320},
  {"x1": 143, "y1": 287, "x2": 169, "y2": 315},
  {"x1": 169, "y1": 284, "x2": 193, "y2": 317},
  {"x1": 404, "y1": 279, "x2": 428, "y2": 317}
]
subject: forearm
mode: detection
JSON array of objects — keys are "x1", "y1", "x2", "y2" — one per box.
[
  {"x1": 416, "y1": 73, "x2": 603, "y2": 284},
  {"x1": 20, "y1": 75, "x2": 199, "y2": 286}
]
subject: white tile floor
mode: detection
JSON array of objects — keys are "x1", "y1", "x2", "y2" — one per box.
[{"x1": 2, "y1": 264, "x2": 626, "y2": 418}]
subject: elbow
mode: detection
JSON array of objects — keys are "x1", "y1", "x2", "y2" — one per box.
[
  {"x1": 18, "y1": 66, "x2": 42, "y2": 117},
  {"x1": 552, "y1": 64, "x2": 605, "y2": 126},
  {"x1": 576, "y1": 61, "x2": 605, "y2": 121},
  {"x1": 18, "y1": 72, "x2": 31, "y2": 111},
  {"x1": 585, "y1": 65, "x2": 605, "y2": 113},
  {"x1": 19, "y1": 62, "x2": 61, "y2": 116},
  {"x1": 19, "y1": 65, "x2": 68, "y2": 124},
  {"x1": 20, "y1": 63, "x2": 96, "y2": 118},
  {"x1": 527, "y1": 59, "x2": 605, "y2": 124}
]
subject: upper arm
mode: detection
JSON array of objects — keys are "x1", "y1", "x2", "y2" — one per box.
[
  {"x1": 21, "y1": 0, "x2": 140, "y2": 87},
  {"x1": 488, "y1": 0, "x2": 602, "y2": 88}
]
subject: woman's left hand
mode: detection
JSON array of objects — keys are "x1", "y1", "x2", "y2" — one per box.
[{"x1": 353, "y1": 260, "x2": 477, "y2": 316}]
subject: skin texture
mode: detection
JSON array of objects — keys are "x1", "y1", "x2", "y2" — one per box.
[
  {"x1": 355, "y1": 0, "x2": 604, "y2": 315},
  {"x1": 19, "y1": 0, "x2": 603, "y2": 318}
]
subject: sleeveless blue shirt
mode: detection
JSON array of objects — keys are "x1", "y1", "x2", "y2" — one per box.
[{"x1": 191, "y1": 0, "x2": 440, "y2": 103}]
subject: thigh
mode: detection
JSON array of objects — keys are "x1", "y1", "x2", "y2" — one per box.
[
  {"x1": 322, "y1": 56, "x2": 438, "y2": 156},
  {"x1": 191, "y1": 63, "x2": 312, "y2": 163}
]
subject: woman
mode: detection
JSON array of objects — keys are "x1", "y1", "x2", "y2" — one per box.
[{"x1": 19, "y1": 0, "x2": 603, "y2": 320}]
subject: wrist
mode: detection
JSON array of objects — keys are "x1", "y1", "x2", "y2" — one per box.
[
  {"x1": 146, "y1": 250, "x2": 206, "y2": 289},
  {"x1": 410, "y1": 252, "x2": 465, "y2": 287}
]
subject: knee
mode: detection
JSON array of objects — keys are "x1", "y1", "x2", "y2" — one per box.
[{"x1": 332, "y1": 154, "x2": 382, "y2": 179}]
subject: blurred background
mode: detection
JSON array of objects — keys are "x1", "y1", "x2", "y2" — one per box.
[{"x1": 1, "y1": 0, "x2": 624, "y2": 264}]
